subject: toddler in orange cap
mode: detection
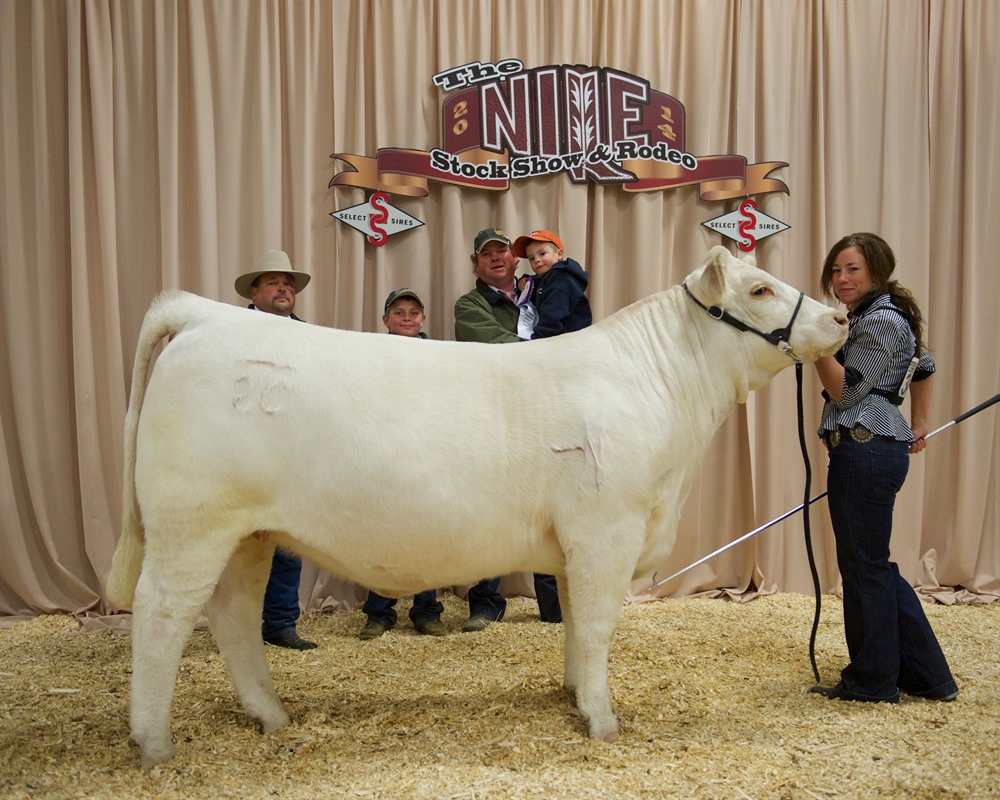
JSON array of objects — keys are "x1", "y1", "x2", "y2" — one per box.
[{"x1": 512, "y1": 229, "x2": 592, "y2": 338}]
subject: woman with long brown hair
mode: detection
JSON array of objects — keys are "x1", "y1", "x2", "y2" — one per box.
[{"x1": 811, "y1": 232, "x2": 957, "y2": 704}]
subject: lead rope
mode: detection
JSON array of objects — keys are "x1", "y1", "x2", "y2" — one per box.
[{"x1": 795, "y1": 363, "x2": 822, "y2": 683}]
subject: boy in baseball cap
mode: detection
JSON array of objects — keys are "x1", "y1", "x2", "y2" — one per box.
[
  {"x1": 359, "y1": 288, "x2": 444, "y2": 638},
  {"x1": 382, "y1": 287, "x2": 429, "y2": 339},
  {"x1": 511, "y1": 229, "x2": 592, "y2": 338}
]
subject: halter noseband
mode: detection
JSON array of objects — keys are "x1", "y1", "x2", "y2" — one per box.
[{"x1": 683, "y1": 282, "x2": 805, "y2": 363}]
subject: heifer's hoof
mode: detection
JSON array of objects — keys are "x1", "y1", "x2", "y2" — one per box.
[
  {"x1": 258, "y1": 710, "x2": 292, "y2": 734},
  {"x1": 587, "y1": 719, "x2": 620, "y2": 743},
  {"x1": 137, "y1": 741, "x2": 176, "y2": 770},
  {"x1": 129, "y1": 731, "x2": 177, "y2": 769}
]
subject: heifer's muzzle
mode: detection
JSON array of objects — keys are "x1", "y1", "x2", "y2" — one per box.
[{"x1": 683, "y1": 282, "x2": 805, "y2": 363}]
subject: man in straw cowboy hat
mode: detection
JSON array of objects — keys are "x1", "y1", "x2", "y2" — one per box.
[{"x1": 234, "y1": 250, "x2": 316, "y2": 650}]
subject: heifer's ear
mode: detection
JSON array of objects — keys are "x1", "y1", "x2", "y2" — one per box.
[{"x1": 697, "y1": 245, "x2": 729, "y2": 305}]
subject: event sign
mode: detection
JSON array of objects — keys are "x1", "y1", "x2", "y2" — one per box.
[{"x1": 330, "y1": 60, "x2": 789, "y2": 247}]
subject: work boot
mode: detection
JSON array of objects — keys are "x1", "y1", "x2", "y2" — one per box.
[
  {"x1": 415, "y1": 619, "x2": 447, "y2": 636},
  {"x1": 359, "y1": 620, "x2": 390, "y2": 640},
  {"x1": 263, "y1": 629, "x2": 318, "y2": 650},
  {"x1": 462, "y1": 615, "x2": 495, "y2": 633}
]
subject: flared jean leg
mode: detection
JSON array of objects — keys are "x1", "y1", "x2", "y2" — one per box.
[
  {"x1": 895, "y1": 576, "x2": 957, "y2": 696},
  {"x1": 827, "y1": 438, "x2": 908, "y2": 701}
]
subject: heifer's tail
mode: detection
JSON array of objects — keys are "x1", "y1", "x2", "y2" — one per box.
[{"x1": 106, "y1": 290, "x2": 201, "y2": 609}]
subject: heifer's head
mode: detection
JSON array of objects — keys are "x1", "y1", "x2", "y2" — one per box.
[{"x1": 684, "y1": 246, "x2": 848, "y2": 388}]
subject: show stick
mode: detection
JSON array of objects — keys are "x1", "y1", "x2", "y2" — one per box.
[{"x1": 648, "y1": 393, "x2": 999, "y2": 591}]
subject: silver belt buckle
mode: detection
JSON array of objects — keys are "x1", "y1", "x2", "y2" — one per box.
[{"x1": 849, "y1": 424, "x2": 874, "y2": 443}]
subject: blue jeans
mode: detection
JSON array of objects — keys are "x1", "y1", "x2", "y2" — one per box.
[
  {"x1": 533, "y1": 573, "x2": 562, "y2": 623},
  {"x1": 827, "y1": 436, "x2": 956, "y2": 701},
  {"x1": 261, "y1": 548, "x2": 302, "y2": 639},
  {"x1": 467, "y1": 578, "x2": 507, "y2": 621},
  {"x1": 363, "y1": 589, "x2": 444, "y2": 628},
  {"x1": 467, "y1": 575, "x2": 562, "y2": 622}
]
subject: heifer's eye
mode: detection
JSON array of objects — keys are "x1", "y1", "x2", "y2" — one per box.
[{"x1": 751, "y1": 286, "x2": 772, "y2": 297}]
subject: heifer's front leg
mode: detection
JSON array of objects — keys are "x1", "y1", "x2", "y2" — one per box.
[
  {"x1": 206, "y1": 538, "x2": 290, "y2": 734},
  {"x1": 557, "y1": 573, "x2": 580, "y2": 691},
  {"x1": 561, "y1": 534, "x2": 639, "y2": 743}
]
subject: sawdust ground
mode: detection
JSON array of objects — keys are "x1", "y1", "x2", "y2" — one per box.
[{"x1": 1, "y1": 593, "x2": 997, "y2": 800}]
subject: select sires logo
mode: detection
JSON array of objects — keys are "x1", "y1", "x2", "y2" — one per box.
[
  {"x1": 701, "y1": 198, "x2": 790, "y2": 252},
  {"x1": 331, "y1": 192, "x2": 424, "y2": 247}
]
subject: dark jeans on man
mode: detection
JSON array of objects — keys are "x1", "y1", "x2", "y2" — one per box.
[
  {"x1": 533, "y1": 573, "x2": 562, "y2": 623},
  {"x1": 827, "y1": 436, "x2": 956, "y2": 701},
  {"x1": 468, "y1": 578, "x2": 507, "y2": 621},
  {"x1": 261, "y1": 548, "x2": 303, "y2": 639},
  {"x1": 467, "y1": 574, "x2": 562, "y2": 623},
  {"x1": 363, "y1": 589, "x2": 444, "y2": 628}
]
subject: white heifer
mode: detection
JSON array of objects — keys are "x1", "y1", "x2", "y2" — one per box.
[{"x1": 107, "y1": 245, "x2": 847, "y2": 768}]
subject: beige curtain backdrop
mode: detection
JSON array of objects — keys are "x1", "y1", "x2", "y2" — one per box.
[{"x1": 1, "y1": 0, "x2": 997, "y2": 622}]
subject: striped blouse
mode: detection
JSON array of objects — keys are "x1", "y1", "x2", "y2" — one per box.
[{"x1": 818, "y1": 292, "x2": 936, "y2": 443}]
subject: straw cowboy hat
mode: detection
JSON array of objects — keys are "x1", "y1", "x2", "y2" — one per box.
[{"x1": 234, "y1": 250, "x2": 312, "y2": 299}]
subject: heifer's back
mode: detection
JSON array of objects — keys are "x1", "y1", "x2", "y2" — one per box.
[{"x1": 108, "y1": 245, "x2": 846, "y2": 768}]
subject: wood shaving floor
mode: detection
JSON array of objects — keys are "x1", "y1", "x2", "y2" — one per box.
[{"x1": 1, "y1": 592, "x2": 997, "y2": 799}]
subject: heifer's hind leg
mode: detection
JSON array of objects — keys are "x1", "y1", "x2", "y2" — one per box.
[
  {"x1": 206, "y1": 537, "x2": 290, "y2": 734},
  {"x1": 129, "y1": 538, "x2": 236, "y2": 769}
]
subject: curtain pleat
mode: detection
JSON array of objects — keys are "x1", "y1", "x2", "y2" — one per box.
[{"x1": 0, "y1": 0, "x2": 996, "y2": 619}]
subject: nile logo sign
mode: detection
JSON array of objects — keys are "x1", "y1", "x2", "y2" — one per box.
[{"x1": 330, "y1": 59, "x2": 790, "y2": 245}]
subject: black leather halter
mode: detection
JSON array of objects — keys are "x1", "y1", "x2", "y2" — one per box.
[{"x1": 683, "y1": 282, "x2": 805, "y2": 363}]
